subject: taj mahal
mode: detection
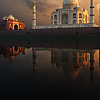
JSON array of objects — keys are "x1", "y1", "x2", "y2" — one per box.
[
  {"x1": 51, "y1": 0, "x2": 89, "y2": 25},
  {"x1": 32, "y1": 0, "x2": 98, "y2": 29}
]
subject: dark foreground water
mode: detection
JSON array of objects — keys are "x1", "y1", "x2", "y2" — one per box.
[{"x1": 0, "y1": 45, "x2": 100, "y2": 99}]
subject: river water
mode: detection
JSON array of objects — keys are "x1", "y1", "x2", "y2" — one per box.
[{"x1": 0, "y1": 44, "x2": 100, "y2": 99}]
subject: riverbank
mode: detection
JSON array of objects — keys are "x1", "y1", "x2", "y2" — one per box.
[
  {"x1": 0, "y1": 27, "x2": 100, "y2": 49},
  {"x1": 0, "y1": 27, "x2": 100, "y2": 35},
  {"x1": 0, "y1": 34, "x2": 100, "y2": 49},
  {"x1": 0, "y1": 33, "x2": 100, "y2": 42}
]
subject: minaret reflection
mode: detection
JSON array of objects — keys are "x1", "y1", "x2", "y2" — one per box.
[
  {"x1": 32, "y1": 48, "x2": 36, "y2": 74},
  {"x1": 90, "y1": 50, "x2": 95, "y2": 83}
]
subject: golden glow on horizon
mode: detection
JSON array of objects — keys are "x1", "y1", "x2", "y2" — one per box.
[{"x1": 0, "y1": 0, "x2": 100, "y2": 28}]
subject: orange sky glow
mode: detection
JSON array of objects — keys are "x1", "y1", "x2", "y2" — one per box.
[{"x1": 0, "y1": 0, "x2": 100, "y2": 28}]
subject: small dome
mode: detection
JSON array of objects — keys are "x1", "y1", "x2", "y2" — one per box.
[
  {"x1": 33, "y1": 1, "x2": 36, "y2": 4},
  {"x1": 56, "y1": 7, "x2": 60, "y2": 11},
  {"x1": 3, "y1": 16, "x2": 8, "y2": 20},
  {"x1": 15, "y1": 19, "x2": 18, "y2": 21},
  {"x1": 56, "y1": 7, "x2": 60, "y2": 10},
  {"x1": 32, "y1": 1, "x2": 36, "y2": 5},
  {"x1": 8, "y1": 15, "x2": 15, "y2": 20},
  {"x1": 63, "y1": 0, "x2": 78, "y2": 5},
  {"x1": 74, "y1": 4, "x2": 80, "y2": 9}
]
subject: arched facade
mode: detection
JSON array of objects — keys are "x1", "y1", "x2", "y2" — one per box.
[
  {"x1": 73, "y1": 20, "x2": 76, "y2": 24},
  {"x1": 79, "y1": 13, "x2": 82, "y2": 18},
  {"x1": 51, "y1": 0, "x2": 89, "y2": 25},
  {"x1": 85, "y1": 15, "x2": 87, "y2": 23},
  {"x1": 0, "y1": 15, "x2": 25, "y2": 30},
  {"x1": 79, "y1": 20, "x2": 82, "y2": 24},
  {"x1": 14, "y1": 25, "x2": 18, "y2": 30},
  {"x1": 62, "y1": 14, "x2": 68, "y2": 24},
  {"x1": 54, "y1": 15, "x2": 57, "y2": 20},
  {"x1": 73, "y1": 13, "x2": 76, "y2": 18}
]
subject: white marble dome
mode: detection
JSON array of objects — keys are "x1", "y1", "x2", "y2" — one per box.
[{"x1": 63, "y1": 0, "x2": 78, "y2": 5}]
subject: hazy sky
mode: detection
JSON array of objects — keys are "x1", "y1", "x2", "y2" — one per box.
[{"x1": 0, "y1": 0, "x2": 100, "y2": 29}]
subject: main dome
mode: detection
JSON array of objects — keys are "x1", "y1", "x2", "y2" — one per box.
[{"x1": 63, "y1": 0, "x2": 78, "y2": 5}]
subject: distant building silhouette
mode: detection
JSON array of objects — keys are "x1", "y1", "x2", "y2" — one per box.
[{"x1": 0, "y1": 15, "x2": 25, "y2": 30}]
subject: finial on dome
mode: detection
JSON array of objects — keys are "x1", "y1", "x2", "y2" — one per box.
[{"x1": 33, "y1": 1, "x2": 36, "y2": 4}]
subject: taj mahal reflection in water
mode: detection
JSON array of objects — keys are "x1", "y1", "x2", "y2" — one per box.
[
  {"x1": 32, "y1": 48, "x2": 100, "y2": 83},
  {"x1": 1, "y1": 46, "x2": 100, "y2": 83},
  {"x1": 50, "y1": 49, "x2": 97, "y2": 83}
]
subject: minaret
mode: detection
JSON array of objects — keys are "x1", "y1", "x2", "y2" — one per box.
[
  {"x1": 32, "y1": 1, "x2": 36, "y2": 29},
  {"x1": 99, "y1": 8, "x2": 100, "y2": 27},
  {"x1": 90, "y1": 0, "x2": 94, "y2": 24},
  {"x1": 90, "y1": 51, "x2": 95, "y2": 83}
]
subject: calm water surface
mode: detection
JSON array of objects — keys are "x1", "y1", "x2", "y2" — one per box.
[{"x1": 0, "y1": 45, "x2": 100, "y2": 99}]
